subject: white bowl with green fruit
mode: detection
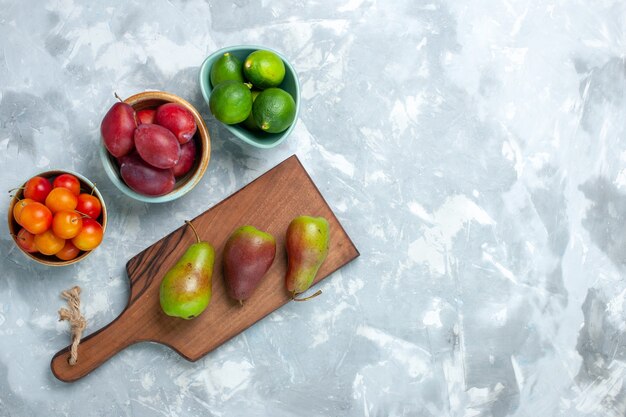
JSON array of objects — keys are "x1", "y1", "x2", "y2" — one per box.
[{"x1": 199, "y1": 45, "x2": 300, "y2": 149}]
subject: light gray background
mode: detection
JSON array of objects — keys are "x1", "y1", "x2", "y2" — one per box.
[{"x1": 1, "y1": 1, "x2": 625, "y2": 416}]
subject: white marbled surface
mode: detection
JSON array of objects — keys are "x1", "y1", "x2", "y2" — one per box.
[{"x1": 1, "y1": 0, "x2": 626, "y2": 416}]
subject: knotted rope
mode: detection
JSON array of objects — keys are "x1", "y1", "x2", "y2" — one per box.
[{"x1": 58, "y1": 286, "x2": 87, "y2": 365}]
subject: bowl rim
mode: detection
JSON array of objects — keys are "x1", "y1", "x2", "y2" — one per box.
[
  {"x1": 8, "y1": 169, "x2": 108, "y2": 267},
  {"x1": 198, "y1": 44, "x2": 300, "y2": 149},
  {"x1": 100, "y1": 90, "x2": 211, "y2": 203}
]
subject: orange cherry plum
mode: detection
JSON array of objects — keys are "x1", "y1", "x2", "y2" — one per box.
[
  {"x1": 52, "y1": 210, "x2": 83, "y2": 239},
  {"x1": 45, "y1": 187, "x2": 78, "y2": 213},
  {"x1": 76, "y1": 193, "x2": 102, "y2": 219},
  {"x1": 53, "y1": 174, "x2": 81, "y2": 196},
  {"x1": 19, "y1": 202, "x2": 52, "y2": 234},
  {"x1": 23, "y1": 176, "x2": 52, "y2": 203},
  {"x1": 34, "y1": 230, "x2": 65, "y2": 255},
  {"x1": 13, "y1": 198, "x2": 34, "y2": 225},
  {"x1": 72, "y1": 218, "x2": 103, "y2": 251},
  {"x1": 15, "y1": 228, "x2": 37, "y2": 253},
  {"x1": 55, "y1": 240, "x2": 81, "y2": 261}
]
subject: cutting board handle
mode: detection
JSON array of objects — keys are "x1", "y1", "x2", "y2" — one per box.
[{"x1": 51, "y1": 306, "x2": 143, "y2": 383}]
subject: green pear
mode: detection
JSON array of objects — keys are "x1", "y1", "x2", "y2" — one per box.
[
  {"x1": 160, "y1": 221, "x2": 215, "y2": 319},
  {"x1": 285, "y1": 216, "x2": 330, "y2": 301}
]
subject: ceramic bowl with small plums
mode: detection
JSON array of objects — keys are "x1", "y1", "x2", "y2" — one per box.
[
  {"x1": 99, "y1": 91, "x2": 211, "y2": 203},
  {"x1": 8, "y1": 170, "x2": 107, "y2": 266}
]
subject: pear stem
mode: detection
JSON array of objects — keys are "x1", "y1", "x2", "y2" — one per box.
[
  {"x1": 184, "y1": 220, "x2": 201, "y2": 243},
  {"x1": 238, "y1": 299, "x2": 244, "y2": 307},
  {"x1": 292, "y1": 289, "x2": 322, "y2": 302}
]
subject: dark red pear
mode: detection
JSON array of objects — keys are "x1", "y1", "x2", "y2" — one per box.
[{"x1": 223, "y1": 226, "x2": 276, "y2": 304}]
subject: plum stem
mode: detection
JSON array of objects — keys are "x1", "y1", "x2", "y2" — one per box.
[
  {"x1": 184, "y1": 220, "x2": 201, "y2": 243},
  {"x1": 292, "y1": 289, "x2": 322, "y2": 302},
  {"x1": 238, "y1": 299, "x2": 244, "y2": 307},
  {"x1": 75, "y1": 210, "x2": 90, "y2": 218},
  {"x1": 114, "y1": 92, "x2": 123, "y2": 103},
  {"x1": 10, "y1": 233, "x2": 25, "y2": 242}
]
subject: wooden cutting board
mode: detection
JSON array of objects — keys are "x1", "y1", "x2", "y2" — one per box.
[{"x1": 51, "y1": 155, "x2": 359, "y2": 382}]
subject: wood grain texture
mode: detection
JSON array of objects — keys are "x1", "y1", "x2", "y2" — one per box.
[{"x1": 51, "y1": 155, "x2": 359, "y2": 382}]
